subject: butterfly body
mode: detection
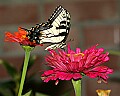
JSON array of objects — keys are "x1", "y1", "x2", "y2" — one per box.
[{"x1": 24, "y1": 5, "x2": 71, "y2": 50}]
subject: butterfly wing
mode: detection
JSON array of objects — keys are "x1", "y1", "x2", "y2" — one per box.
[
  {"x1": 23, "y1": 5, "x2": 71, "y2": 50},
  {"x1": 40, "y1": 5, "x2": 71, "y2": 44},
  {"x1": 44, "y1": 42, "x2": 66, "y2": 50}
]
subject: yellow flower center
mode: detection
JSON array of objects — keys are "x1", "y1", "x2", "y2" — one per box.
[
  {"x1": 96, "y1": 89, "x2": 111, "y2": 96},
  {"x1": 22, "y1": 35, "x2": 26, "y2": 39},
  {"x1": 67, "y1": 53, "x2": 84, "y2": 57}
]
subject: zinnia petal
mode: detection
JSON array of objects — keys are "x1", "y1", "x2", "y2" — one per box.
[
  {"x1": 5, "y1": 27, "x2": 43, "y2": 47},
  {"x1": 41, "y1": 44, "x2": 113, "y2": 83}
]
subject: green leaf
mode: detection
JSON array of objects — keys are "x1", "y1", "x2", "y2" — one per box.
[
  {"x1": 0, "y1": 59, "x2": 19, "y2": 81},
  {"x1": 22, "y1": 90, "x2": 32, "y2": 96},
  {"x1": 0, "y1": 80, "x2": 14, "y2": 89},
  {"x1": 0, "y1": 87, "x2": 13, "y2": 96},
  {"x1": 61, "y1": 92, "x2": 72, "y2": 96},
  {"x1": 109, "y1": 50, "x2": 120, "y2": 56},
  {"x1": 36, "y1": 92, "x2": 49, "y2": 96},
  {"x1": 61, "y1": 88, "x2": 73, "y2": 96}
]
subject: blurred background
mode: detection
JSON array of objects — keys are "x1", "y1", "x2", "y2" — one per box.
[{"x1": 0, "y1": 0, "x2": 120, "y2": 96}]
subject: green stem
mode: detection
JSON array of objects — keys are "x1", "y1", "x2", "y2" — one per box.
[
  {"x1": 72, "y1": 79, "x2": 82, "y2": 96},
  {"x1": 18, "y1": 46, "x2": 34, "y2": 96}
]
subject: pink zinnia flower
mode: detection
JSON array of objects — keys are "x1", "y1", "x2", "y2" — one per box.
[
  {"x1": 41, "y1": 44, "x2": 113, "y2": 84},
  {"x1": 5, "y1": 27, "x2": 43, "y2": 47}
]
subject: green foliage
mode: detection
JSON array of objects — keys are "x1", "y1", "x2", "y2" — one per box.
[
  {"x1": 0, "y1": 87, "x2": 13, "y2": 96},
  {"x1": 0, "y1": 55, "x2": 72, "y2": 96},
  {"x1": 109, "y1": 50, "x2": 120, "y2": 66},
  {"x1": 109, "y1": 50, "x2": 120, "y2": 56},
  {"x1": 36, "y1": 92, "x2": 49, "y2": 96},
  {"x1": 22, "y1": 90, "x2": 32, "y2": 96},
  {"x1": 0, "y1": 55, "x2": 39, "y2": 96},
  {"x1": 0, "y1": 59, "x2": 19, "y2": 81}
]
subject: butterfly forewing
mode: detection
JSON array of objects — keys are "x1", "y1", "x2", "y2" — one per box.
[
  {"x1": 48, "y1": 5, "x2": 64, "y2": 23},
  {"x1": 40, "y1": 6, "x2": 71, "y2": 44}
]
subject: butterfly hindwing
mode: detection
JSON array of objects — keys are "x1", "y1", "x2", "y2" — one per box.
[{"x1": 45, "y1": 42, "x2": 66, "y2": 50}]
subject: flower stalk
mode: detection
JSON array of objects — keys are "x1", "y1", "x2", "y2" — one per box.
[
  {"x1": 18, "y1": 46, "x2": 34, "y2": 96},
  {"x1": 72, "y1": 79, "x2": 82, "y2": 96}
]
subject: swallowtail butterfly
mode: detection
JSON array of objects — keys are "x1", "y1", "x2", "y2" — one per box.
[{"x1": 23, "y1": 5, "x2": 71, "y2": 50}]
